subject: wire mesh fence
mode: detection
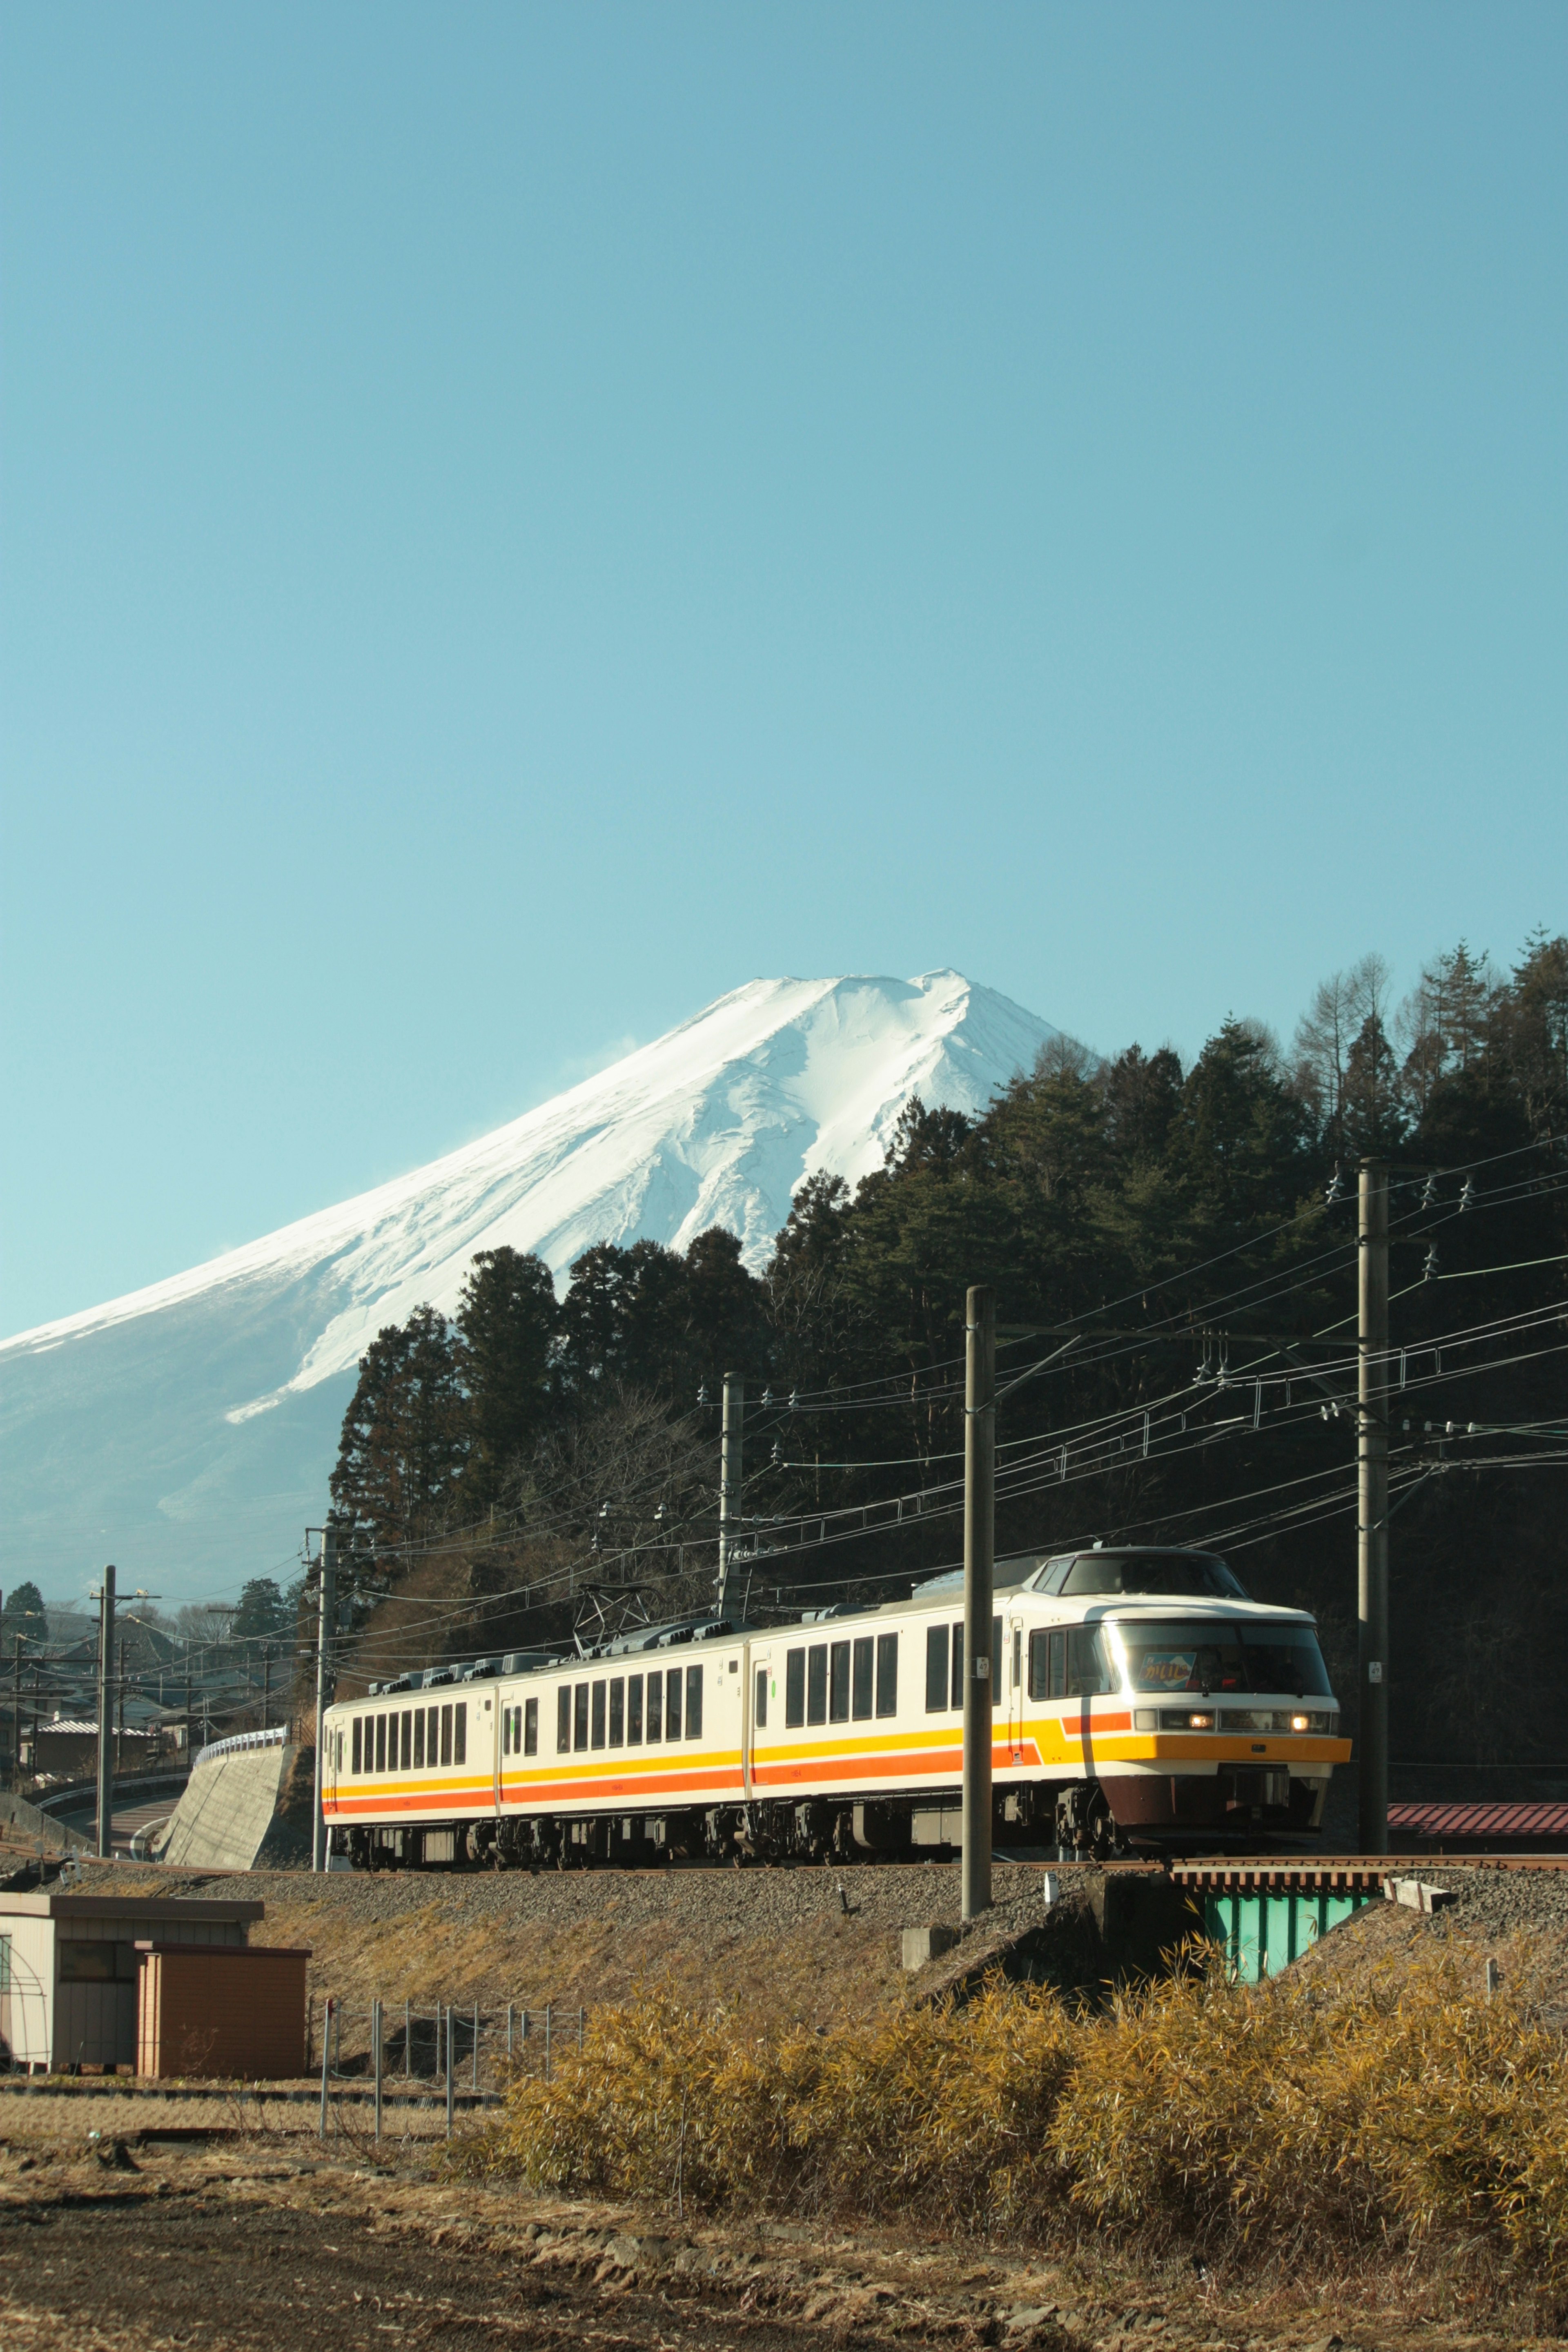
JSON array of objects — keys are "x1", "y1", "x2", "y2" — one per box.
[{"x1": 307, "y1": 1993, "x2": 585, "y2": 2134}]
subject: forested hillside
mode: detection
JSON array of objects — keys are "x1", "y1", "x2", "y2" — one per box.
[{"x1": 325, "y1": 938, "x2": 1568, "y2": 1765}]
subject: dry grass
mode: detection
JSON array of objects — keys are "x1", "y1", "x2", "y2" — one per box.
[
  {"x1": 243, "y1": 1878, "x2": 918, "y2": 2028},
  {"x1": 463, "y1": 1936, "x2": 1568, "y2": 2292}
]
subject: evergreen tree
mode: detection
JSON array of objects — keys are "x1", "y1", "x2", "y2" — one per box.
[
  {"x1": 456, "y1": 1246, "x2": 561, "y2": 1508},
  {"x1": 1101, "y1": 1045, "x2": 1183, "y2": 1162},
  {"x1": 230, "y1": 1578, "x2": 292, "y2": 1640},
  {"x1": 0, "y1": 1581, "x2": 45, "y2": 1634},
  {"x1": 330, "y1": 1305, "x2": 468, "y2": 1558},
  {"x1": 1340, "y1": 1011, "x2": 1406, "y2": 1157},
  {"x1": 1170, "y1": 1018, "x2": 1310, "y2": 1229},
  {"x1": 558, "y1": 1239, "x2": 692, "y2": 1392}
]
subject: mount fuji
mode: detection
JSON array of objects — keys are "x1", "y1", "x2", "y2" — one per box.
[{"x1": 0, "y1": 971, "x2": 1058, "y2": 1599}]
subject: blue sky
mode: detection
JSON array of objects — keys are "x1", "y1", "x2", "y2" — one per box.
[{"x1": 3, "y1": 3, "x2": 1563, "y2": 1338}]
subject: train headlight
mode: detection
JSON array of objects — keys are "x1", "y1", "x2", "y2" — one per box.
[
  {"x1": 1187, "y1": 1710, "x2": 1214, "y2": 1730},
  {"x1": 1290, "y1": 1713, "x2": 1311, "y2": 1733}
]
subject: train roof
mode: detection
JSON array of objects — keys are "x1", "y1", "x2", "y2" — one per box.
[{"x1": 349, "y1": 1547, "x2": 1315, "y2": 1701}]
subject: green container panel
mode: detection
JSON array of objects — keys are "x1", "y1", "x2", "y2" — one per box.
[{"x1": 1203, "y1": 1887, "x2": 1374, "y2": 1982}]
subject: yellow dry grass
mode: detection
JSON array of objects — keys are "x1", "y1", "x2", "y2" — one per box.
[{"x1": 463, "y1": 1936, "x2": 1568, "y2": 2285}]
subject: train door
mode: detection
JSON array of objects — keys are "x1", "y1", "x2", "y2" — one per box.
[
  {"x1": 744, "y1": 1646, "x2": 771, "y2": 1800},
  {"x1": 1007, "y1": 1617, "x2": 1024, "y2": 1760}
]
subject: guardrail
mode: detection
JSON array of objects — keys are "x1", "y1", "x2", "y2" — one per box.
[
  {"x1": 193, "y1": 1725, "x2": 287, "y2": 1769},
  {"x1": 34, "y1": 1768, "x2": 190, "y2": 1818}
]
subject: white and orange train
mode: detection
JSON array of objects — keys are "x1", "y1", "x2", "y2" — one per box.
[{"x1": 321, "y1": 1546, "x2": 1352, "y2": 1867}]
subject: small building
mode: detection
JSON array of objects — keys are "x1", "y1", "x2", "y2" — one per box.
[
  {"x1": 0, "y1": 1889, "x2": 263, "y2": 2073},
  {"x1": 137, "y1": 1944, "x2": 309, "y2": 2079},
  {"x1": 22, "y1": 1718, "x2": 166, "y2": 1780}
]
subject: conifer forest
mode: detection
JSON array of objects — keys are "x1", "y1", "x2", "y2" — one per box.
[{"x1": 327, "y1": 938, "x2": 1568, "y2": 1768}]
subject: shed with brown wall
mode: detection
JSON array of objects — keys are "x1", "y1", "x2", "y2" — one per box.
[{"x1": 136, "y1": 1944, "x2": 310, "y2": 2080}]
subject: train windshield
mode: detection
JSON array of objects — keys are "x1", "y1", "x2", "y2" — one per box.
[
  {"x1": 1044, "y1": 1552, "x2": 1250, "y2": 1599},
  {"x1": 1108, "y1": 1619, "x2": 1332, "y2": 1698}
]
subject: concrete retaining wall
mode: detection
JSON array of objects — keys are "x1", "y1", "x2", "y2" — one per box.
[
  {"x1": 157, "y1": 1741, "x2": 308, "y2": 1871},
  {"x1": 0, "y1": 1788, "x2": 92, "y2": 1854}
]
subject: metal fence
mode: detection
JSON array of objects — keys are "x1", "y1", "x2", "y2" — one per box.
[
  {"x1": 307, "y1": 1994, "x2": 586, "y2": 2140},
  {"x1": 192, "y1": 1724, "x2": 287, "y2": 1770}
]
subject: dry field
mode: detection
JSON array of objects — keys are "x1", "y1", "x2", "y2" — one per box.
[
  {"x1": 2, "y1": 2091, "x2": 1563, "y2": 2352},
  {"x1": 9, "y1": 1858, "x2": 1565, "y2": 2348}
]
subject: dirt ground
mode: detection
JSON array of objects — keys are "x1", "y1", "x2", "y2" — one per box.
[{"x1": 0, "y1": 2092, "x2": 1563, "y2": 2352}]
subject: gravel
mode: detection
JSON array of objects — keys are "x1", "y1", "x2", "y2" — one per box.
[{"x1": 114, "y1": 1854, "x2": 1074, "y2": 1943}]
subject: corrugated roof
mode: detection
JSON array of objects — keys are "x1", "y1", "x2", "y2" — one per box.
[{"x1": 1388, "y1": 1801, "x2": 1568, "y2": 1838}]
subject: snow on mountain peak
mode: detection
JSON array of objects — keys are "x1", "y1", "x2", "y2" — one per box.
[{"x1": 0, "y1": 971, "x2": 1058, "y2": 1595}]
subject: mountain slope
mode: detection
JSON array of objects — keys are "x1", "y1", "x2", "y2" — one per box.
[{"x1": 0, "y1": 971, "x2": 1057, "y2": 1597}]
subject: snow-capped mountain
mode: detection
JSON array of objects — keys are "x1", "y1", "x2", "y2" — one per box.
[{"x1": 0, "y1": 972, "x2": 1057, "y2": 1598}]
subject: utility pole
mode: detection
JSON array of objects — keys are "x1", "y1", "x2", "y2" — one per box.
[
  {"x1": 261, "y1": 1643, "x2": 272, "y2": 1733},
  {"x1": 312, "y1": 1526, "x2": 339, "y2": 1873},
  {"x1": 715, "y1": 1374, "x2": 743, "y2": 1619},
  {"x1": 9, "y1": 1639, "x2": 20, "y2": 1789},
  {"x1": 1358, "y1": 1160, "x2": 1390, "y2": 1854},
  {"x1": 961, "y1": 1286, "x2": 995, "y2": 1922},
  {"x1": 116, "y1": 1636, "x2": 127, "y2": 1779},
  {"x1": 95, "y1": 1565, "x2": 116, "y2": 1860}
]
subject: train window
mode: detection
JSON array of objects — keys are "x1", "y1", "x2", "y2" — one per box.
[
  {"x1": 1067, "y1": 1628, "x2": 1113, "y2": 1697},
  {"x1": 557, "y1": 1687, "x2": 571, "y2": 1754},
  {"x1": 875, "y1": 1633, "x2": 898, "y2": 1717},
  {"x1": 665, "y1": 1667, "x2": 682, "y2": 1740},
  {"x1": 414, "y1": 1710, "x2": 425, "y2": 1768},
  {"x1": 573, "y1": 1685, "x2": 590, "y2": 1753},
  {"x1": 454, "y1": 1703, "x2": 466, "y2": 1765},
  {"x1": 993, "y1": 1617, "x2": 1002, "y2": 1708},
  {"x1": 609, "y1": 1678, "x2": 625, "y2": 1746},
  {"x1": 524, "y1": 1697, "x2": 538, "y2": 1756},
  {"x1": 926, "y1": 1624, "x2": 949, "y2": 1711},
  {"x1": 950, "y1": 1626, "x2": 964, "y2": 1711},
  {"x1": 829, "y1": 1641, "x2": 851, "y2": 1722},
  {"x1": 436, "y1": 1704, "x2": 450, "y2": 1766},
  {"x1": 755, "y1": 1667, "x2": 768, "y2": 1728},
  {"x1": 806, "y1": 1644, "x2": 828, "y2": 1726},
  {"x1": 1029, "y1": 1629, "x2": 1067, "y2": 1700},
  {"x1": 401, "y1": 1711, "x2": 412, "y2": 1770},
  {"x1": 851, "y1": 1637, "x2": 873, "y2": 1721},
  {"x1": 628, "y1": 1674, "x2": 644, "y2": 1744},
  {"x1": 648, "y1": 1670, "x2": 663, "y2": 1741},
  {"x1": 1059, "y1": 1552, "x2": 1249, "y2": 1599},
  {"x1": 376, "y1": 1714, "x2": 388, "y2": 1773},
  {"x1": 1012, "y1": 1627, "x2": 1022, "y2": 1693},
  {"x1": 591, "y1": 1682, "x2": 607, "y2": 1749},
  {"x1": 785, "y1": 1649, "x2": 805, "y2": 1728},
  {"x1": 352, "y1": 1718, "x2": 362, "y2": 1775},
  {"x1": 501, "y1": 1708, "x2": 510, "y2": 1758},
  {"x1": 686, "y1": 1664, "x2": 703, "y2": 1739}
]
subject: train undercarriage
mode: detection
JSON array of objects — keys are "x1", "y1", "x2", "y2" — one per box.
[{"x1": 340, "y1": 1767, "x2": 1328, "y2": 1872}]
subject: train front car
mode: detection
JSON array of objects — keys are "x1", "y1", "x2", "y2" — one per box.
[{"x1": 1013, "y1": 1547, "x2": 1351, "y2": 1854}]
